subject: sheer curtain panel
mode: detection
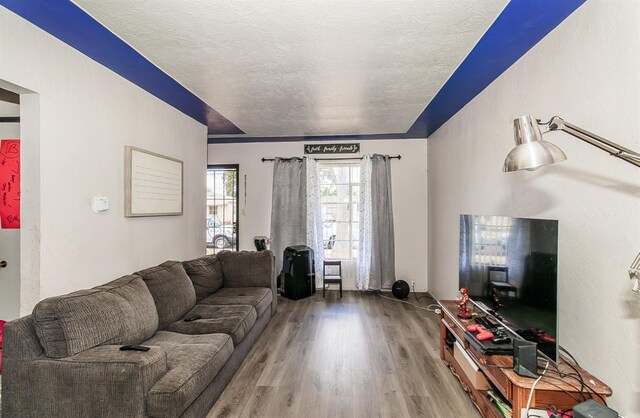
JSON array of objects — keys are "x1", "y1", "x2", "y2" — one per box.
[
  {"x1": 357, "y1": 155, "x2": 373, "y2": 290},
  {"x1": 306, "y1": 157, "x2": 324, "y2": 286}
]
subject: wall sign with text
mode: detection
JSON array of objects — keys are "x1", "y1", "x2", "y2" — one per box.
[{"x1": 304, "y1": 143, "x2": 360, "y2": 154}]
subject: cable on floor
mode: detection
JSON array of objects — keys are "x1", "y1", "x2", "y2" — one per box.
[{"x1": 372, "y1": 289, "x2": 441, "y2": 314}]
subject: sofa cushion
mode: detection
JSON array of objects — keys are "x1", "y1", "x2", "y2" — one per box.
[
  {"x1": 32, "y1": 275, "x2": 158, "y2": 358},
  {"x1": 165, "y1": 304, "x2": 257, "y2": 345},
  {"x1": 144, "y1": 331, "x2": 233, "y2": 418},
  {"x1": 199, "y1": 287, "x2": 272, "y2": 317},
  {"x1": 217, "y1": 250, "x2": 273, "y2": 288},
  {"x1": 136, "y1": 261, "x2": 197, "y2": 330},
  {"x1": 182, "y1": 256, "x2": 224, "y2": 301}
]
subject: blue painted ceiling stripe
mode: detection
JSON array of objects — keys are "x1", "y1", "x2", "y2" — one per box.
[
  {"x1": 407, "y1": 0, "x2": 586, "y2": 138},
  {"x1": 2, "y1": 0, "x2": 584, "y2": 143},
  {"x1": 0, "y1": 0, "x2": 243, "y2": 135}
]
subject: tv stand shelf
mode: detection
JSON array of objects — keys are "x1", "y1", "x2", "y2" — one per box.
[{"x1": 438, "y1": 300, "x2": 612, "y2": 417}]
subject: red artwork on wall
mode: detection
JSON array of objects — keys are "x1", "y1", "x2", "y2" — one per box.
[{"x1": 0, "y1": 139, "x2": 20, "y2": 229}]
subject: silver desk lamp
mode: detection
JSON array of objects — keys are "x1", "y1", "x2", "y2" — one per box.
[{"x1": 504, "y1": 115, "x2": 640, "y2": 292}]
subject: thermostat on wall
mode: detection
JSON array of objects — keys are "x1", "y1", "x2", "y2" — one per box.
[{"x1": 92, "y1": 196, "x2": 109, "y2": 213}]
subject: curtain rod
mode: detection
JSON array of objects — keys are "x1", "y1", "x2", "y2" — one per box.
[{"x1": 261, "y1": 155, "x2": 401, "y2": 162}]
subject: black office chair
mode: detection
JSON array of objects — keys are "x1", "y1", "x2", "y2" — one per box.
[{"x1": 323, "y1": 260, "x2": 342, "y2": 298}]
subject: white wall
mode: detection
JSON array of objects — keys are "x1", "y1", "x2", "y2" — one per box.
[
  {"x1": 208, "y1": 139, "x2": 428, "y2": 291},
  {"x1": 427, "y1": 1, "x2": 640, "y2": 414},
  {"x1": 0, "y1": 9, "x2": 208, "y2": 313},
  {"x1": 0, "y1": 100, "x2": 20, "y2": 320}
]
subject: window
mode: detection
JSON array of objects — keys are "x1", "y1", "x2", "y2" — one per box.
[
  {"x1": 206, "y1": 165, "x2": 239, "y2": 255},
  {"x1": 472, "y1": 215, "x2": 512, "y2": 266},
  {"x1": 319, "y1": 163, "x2": 360, "y2": 260}
]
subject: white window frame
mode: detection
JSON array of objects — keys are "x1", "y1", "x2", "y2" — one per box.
[{"x1": 318, "y1": 161, "x2": 360, "y2": 260}]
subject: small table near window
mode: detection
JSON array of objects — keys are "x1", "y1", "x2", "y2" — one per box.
[{"x1": 323, "y1": 260, "x2": 342, "y2": 298}]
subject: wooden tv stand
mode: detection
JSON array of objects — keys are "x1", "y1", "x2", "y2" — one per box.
[{"x1": 439, "y1": 300, "x2": 612, "y2": 417}]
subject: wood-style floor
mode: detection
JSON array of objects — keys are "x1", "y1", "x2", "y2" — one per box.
[{"x1": 207, "y1": 291, "x2": 480, "y2": 418}]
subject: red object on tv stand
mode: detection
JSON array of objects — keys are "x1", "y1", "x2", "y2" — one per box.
[{"x1": 0, "y1": 319, "x2": 6, "y2": 373}]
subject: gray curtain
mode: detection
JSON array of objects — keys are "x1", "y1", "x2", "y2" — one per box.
[
  {"x1": 459, "y1": 215, "x2": 473, "y2": 290},
  {"x1": 506, "y1": 218, "x2": 530, "y2": 290},
  {"x1": 270, "y1": 158, "x2": 307, "y2": 277},
  {"x1": 369, "y1": 154, "x2": 396, "y2": 290}
]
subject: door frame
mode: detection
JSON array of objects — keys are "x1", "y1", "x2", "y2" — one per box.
[{"x1": 206, "y1": 164, "x2": 240, "y2": 252}]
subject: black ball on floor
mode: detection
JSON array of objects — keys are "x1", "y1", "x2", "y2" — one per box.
[{"x1": 392, "y1": 280, "x2": 410, "y2": 299}]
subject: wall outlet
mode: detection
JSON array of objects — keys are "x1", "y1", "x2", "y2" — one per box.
[{"x1": 411, "y1": 280, "x2": 416, "y2": 288}]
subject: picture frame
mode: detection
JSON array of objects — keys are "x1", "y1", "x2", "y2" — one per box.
[{"x1": 124, "y1": 146, "x2": 183, "y2": 217}]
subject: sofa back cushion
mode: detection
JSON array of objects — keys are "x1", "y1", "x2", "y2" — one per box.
[
  {"x1": 217, "y1": 250, "x2": 273, "y2": 288},
  {"x1": 32, "y1": 275, "x2": 158, "y2": 358},
  {"x1": 136, "y1": 261, "x2": 196, "y2": 329},
  {"x1": 182, "y1": 256, "x2": 224, "y2": 301}
]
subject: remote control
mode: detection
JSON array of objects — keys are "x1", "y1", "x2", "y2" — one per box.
[
  {"x1": 184, "y1": 316, "x2": 202, "y2": 322},
  {"x1": 119, "y1": 345, "x2": 150, "y2": 352},
  {"x1": 491, "y1": 335, "x2": 511, "y2": 344},
  {"x1": 475, "y1": 316, "x2": 498, "y2": 332}
]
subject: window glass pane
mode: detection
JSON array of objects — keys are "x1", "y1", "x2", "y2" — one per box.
[
  {"x1": 334, "y1": 166, "x2": 350, "y2": 183},
  {"x1": 333, "y1": 205, "x2": 350, "y2": 223},
  {"x1": 351, "y1": 166, "x2": 360, "y2": 183},
  {"x1": 319, "y1": 167, "x2": 336, "y2": 184},
  {"x1": 324, "y1": 240, "x2": 350, "y2": 259},
  {"x1": 335, "y1": 221, "x2": 351, "y2": 241},
  {"x1": 323, "y1": 185, "x2": 350, "y2": 204},
  {"x1": 351, "y1": 185, "x2": 360, "y2": 200},
  {"x1": 323, "y1": 224, "x2": 336, "y2": 241},
  {"x1": 321, "y1": 184, "x2": 337, "y2": 198},
  {"x1": 320, "y1": 163, "x2": 360, "y2": 260}
]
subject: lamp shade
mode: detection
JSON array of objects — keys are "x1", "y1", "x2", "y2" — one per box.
[{"x1": 503, "y1": 115, "x2": 567, "y2": 172}]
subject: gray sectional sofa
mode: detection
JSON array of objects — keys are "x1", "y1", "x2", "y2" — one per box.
[{"x1": 1, "y1": 250, "x2": 276, "y2": 418}]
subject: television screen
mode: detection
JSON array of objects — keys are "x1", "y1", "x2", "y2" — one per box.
[{"x1": 459, "y1": 214, "x2": 559, "y2": 361}]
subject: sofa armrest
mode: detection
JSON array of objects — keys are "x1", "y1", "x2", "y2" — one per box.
[
  {"x1": 3, "y1": 344, "x2": 167, "y2": 418},
  {"x1": 217, "y1": 250, "x2": 277, "y2": 314}
]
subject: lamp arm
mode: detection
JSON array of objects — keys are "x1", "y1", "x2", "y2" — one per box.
[{"x1": 546, "y1": 116, "x2": 640, "y2": 168}]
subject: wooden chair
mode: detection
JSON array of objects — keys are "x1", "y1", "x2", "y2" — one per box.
[
  {"x1": 487, "y1": 265, "x2": 517, "y2": 298},
  {"x1": 323, "y1": 260, "x2": 342, "y2": 298}
]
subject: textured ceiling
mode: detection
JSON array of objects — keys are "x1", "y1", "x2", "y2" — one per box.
[{"x1": 72, "y1": 0, "x2": 508, "y2": 138}]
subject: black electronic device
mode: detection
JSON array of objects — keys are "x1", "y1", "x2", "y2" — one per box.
[
  {"x1": 475, "y1": 316, "x2": 498, "y2": 332},
  {"x1": 464, "y1": 330, "x2": 514, "y2": 356},
  {"x1": 184, "y1": 316, "x2": 202, "y2": 322},
  {"x1": 513, "y1": 340, "x2": 538, "y2": 377},
  {"x1": 573, "y1": 399, "x2": 618, "y2": 418},
  {"x1": 282, "y1": 246, "x2": 316, "y2": 300},
  {"x1": 391, "y1": 280, "x2": 410, "y2": 299},
  {"x1": 254, "y1": 236, "x2": 268, "y2": 251},
  {"x1": 459, "y1": 214, "x2": 559, "y2": 361},
  {"x1": 491, "y1": 331, "x2": 511, "y2": 345},
  {"x1": 472, "y1": 316, "x2": 511, "y2": 345},
  {"x1": 119, "y1": 345, "x2": 150, "y2": 352}
]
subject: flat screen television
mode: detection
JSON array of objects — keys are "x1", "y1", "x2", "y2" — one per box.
[{"x1": 459, "y1": 214, "x2": 559, "y2": 361}]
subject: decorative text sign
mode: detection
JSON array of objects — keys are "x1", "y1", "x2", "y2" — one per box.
[{"x1": 304, "y1": 143, "x2": 360, "y2": 154}]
